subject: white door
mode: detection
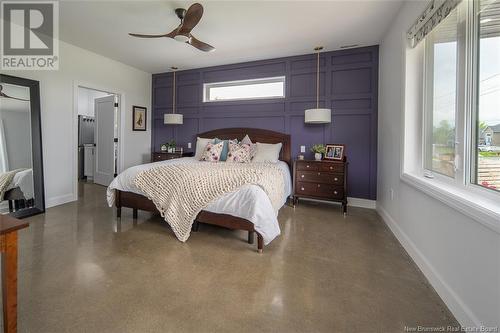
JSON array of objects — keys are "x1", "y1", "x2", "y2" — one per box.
[{"x1": 94, "y1": 95, "x2": 116, "y2": 186}]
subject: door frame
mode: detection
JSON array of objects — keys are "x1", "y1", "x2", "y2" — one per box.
[{"x1": 72, "y1": 81, "x2": 124, "y2": 201}]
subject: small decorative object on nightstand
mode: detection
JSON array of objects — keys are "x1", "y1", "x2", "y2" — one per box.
[
  {"x1": 151, "y1": 150, "x2": 194, "y2": 162},
  {"x1": 292, "y1": 157, "x2": 348, "y2": 215},
  {"x1": 310, "y1": 144, "x2": 326, "y2": 161}
]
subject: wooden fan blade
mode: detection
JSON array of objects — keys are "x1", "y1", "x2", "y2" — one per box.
[
  {"x1": 178, "y1": 3, "x2": 203, "y2": 35},
  {"x1": 129, "y1": 33, "x2": 169, "y2": 38},
  {"x1": 187, "y1": 35, "x2": 215, "y2": 52}
]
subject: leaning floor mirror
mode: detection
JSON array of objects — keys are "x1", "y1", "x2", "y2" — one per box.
[{"x1": 0, "y1": 74, "x2": 45, "y2": 218}]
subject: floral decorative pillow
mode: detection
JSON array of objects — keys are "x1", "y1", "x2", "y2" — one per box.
[
  {"x1": 226, "y1": 142, "x2": 253, "y2": 163},
  {"x1": 200, "y1": 141, "x2": 224, "y2": 162}
]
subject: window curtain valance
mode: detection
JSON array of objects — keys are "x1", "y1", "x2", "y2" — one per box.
[{"x1": 407, "y1": 0, "x2": 462, "y2": 48}]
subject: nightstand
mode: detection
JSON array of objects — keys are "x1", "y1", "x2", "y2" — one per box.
[
  {"x1": 151, "y1": 151, "x2": 194, "y2": 162},
  {"x1": 292, "y1": 158, "x2": 348, "y2": 215}
]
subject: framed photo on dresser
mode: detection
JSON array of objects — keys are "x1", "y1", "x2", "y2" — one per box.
[{"x1": 325, "y1": 144, "x2": 345, "y2": 161}]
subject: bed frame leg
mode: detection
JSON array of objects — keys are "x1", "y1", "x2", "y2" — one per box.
[
  {"x1": 192, "y1": 221, "x2": 199, "y2": 232},
  {"x1": 257, "y1": 233, "x2": 263, "y2": 253},
  {"x1": 116, "y1": 207, "x2": 121, "y2": 218},
  {"x1": 133, "y1": 208, "x2": 138, "y2": 219},
  {"x1": 248, "y1": 231, "x2": 254, "y2": 244}
]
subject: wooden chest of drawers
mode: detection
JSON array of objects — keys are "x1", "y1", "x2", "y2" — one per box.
[
  {"x1": 293, "y1": 159, "x2": 348, "y2": 214},
  {"x1": 151, "y1": 151, "x2": 194, "y2": 162}
]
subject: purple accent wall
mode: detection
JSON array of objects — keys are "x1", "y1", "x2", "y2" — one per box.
[{"x1": 152, "y1": 45, "x2": 378, "y2": 200}]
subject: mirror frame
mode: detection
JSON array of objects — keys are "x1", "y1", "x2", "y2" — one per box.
[{"x1": 0, "y1": 74, "x2": 45, "y2": 218}]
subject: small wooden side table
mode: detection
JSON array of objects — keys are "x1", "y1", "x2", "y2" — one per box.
[
  {"x1": 151, "y1": 151, "x2": 194, "y2": 162},
  {"x1": 0, "y1": 215, "x2": 29, "y2": 333},
  {"x1": 293, "y1": 158, "x2": 348, "y2": 215}
]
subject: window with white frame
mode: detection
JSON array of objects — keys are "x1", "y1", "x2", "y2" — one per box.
[
  {"x1": 408, "y1": 0, "x2": 500, "y2": 196},
  {"x1": 423, "y1": 7, "x2": 460, "y2": 178},
  {"x1": 203, "y1": 76, "x2": 285, "y2": 102},
  {"x1": 473, "y1": 0, "x2": 500, "y2": 192}
]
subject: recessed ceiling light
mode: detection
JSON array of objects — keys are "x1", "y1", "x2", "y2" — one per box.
[{"x1": 340, "y1": 44, "x2": 359, "y2": 49}]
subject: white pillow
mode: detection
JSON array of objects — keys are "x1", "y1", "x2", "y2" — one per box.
[
  {"x1": 194, "y1": 137, "x2": 213, "y2": 160},
  {"x1": 252, "y1": 142, "x2": 282, "y2": 163}
]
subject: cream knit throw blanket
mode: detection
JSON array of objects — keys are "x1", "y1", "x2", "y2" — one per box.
[{"x1": 134, "y1": 163, "x2": 284, "y2": 242}]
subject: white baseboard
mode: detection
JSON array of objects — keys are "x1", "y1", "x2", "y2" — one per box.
[
  {"x1": 348, "y1": 197, "x2": 376, "y2": 209},
  {"x1": 46, "y1": 193, "x2": 75, "y2": 208},
  {"x1": 377, "y1": 204, "x2": 480, "y2": 328},
  {"x1": 297, "y1": 196, "x2": 376, "y2": 209}
]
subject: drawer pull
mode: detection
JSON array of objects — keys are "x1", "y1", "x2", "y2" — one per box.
[
  {"x1": 318, "y1": 172, "x2": 321, "y2": 176},
  {"x1": 301, "y1": 175, "x2": 305, "y2": 178},
  {"x1": 306, "y1": 165, "x2": 310, "y2": 168},
  {"x1": 334, "y1": 177, "x2": 338, "y2": 181},
  {"x1": 301, "y1": 187, "x2": 304, "y2": 191},
  {"x1": 330, "y1": 166, "x2": 333, "y2": 170},
  {"x1": 317, "y1": 184, "x2": 321, "y2": 188},
  {"x1": 334, "y1": 191, "x2": 338, "y2": 195}
]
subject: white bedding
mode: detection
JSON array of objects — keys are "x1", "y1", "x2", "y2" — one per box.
[
  {"x1": 107, "y1": 157, "x2": 292, "y2": 244},
  {"x1": 7, "y1": 169, "x2": 34, "y2": 200}
]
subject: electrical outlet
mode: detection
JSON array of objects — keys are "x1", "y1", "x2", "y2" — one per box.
[
  {"x1": 188, "y1": 142, "x2": 192, "y2": 149},
  {"x1": 389, "y1": 188, "x2": 394, "y2": 201},
  {"x1": 300, "y1": 145, "x2": 306, "y2": 153}
]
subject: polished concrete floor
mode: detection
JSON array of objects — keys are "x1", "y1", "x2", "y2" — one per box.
[{"x1": 7, "y1": 183, "x2": 457, "y2": 332}]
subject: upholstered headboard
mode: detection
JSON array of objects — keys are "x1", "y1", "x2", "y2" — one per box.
[{"x1": 197, "y1": 128, "x2": 291, "y2": 167}]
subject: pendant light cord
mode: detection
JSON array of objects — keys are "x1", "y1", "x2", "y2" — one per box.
[
  {"x1": 316, "y1": 50, "x2": 320, "y2": 109},
  {"x1": 172, "y1": 70, "x2": 176, "y2": 114}
]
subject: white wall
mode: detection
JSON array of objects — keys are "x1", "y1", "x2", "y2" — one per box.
[
  {"x1": 0, "y1": 40, "x2": 152, "y2": 207},
  {"x1": 77, "y1": 87, "x2": 110, "y2": 117},
  {"x1": 0, "y1": 109, "x2": 32, "y2": 170},
  {"x1": 378, "y1": 1, "x2": 500, "y2": 328},
  {"x1": 0, "y1": 85, "x2": 32, "y2": 170}
]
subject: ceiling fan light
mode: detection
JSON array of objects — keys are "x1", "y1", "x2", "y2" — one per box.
[
  {"x1": 174, "y1": 35, "x2": 190, "y2": 43},
  {"x1": 305, "y1": 108, "x2": 331, "y2": 124},
  {"x1": 164, "y1": 113, "x2": 183, "y2": 125}
]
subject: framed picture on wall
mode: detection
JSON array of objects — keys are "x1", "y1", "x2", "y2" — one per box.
[
  {"x1": 324, "y1": 144, "x2": 345, "y2": 161},
  {"x1": 132, "y1": 106, "x2": 147, "y2": 131}
]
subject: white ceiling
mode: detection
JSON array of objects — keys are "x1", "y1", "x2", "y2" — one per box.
[{"x1": 60, "y1": 1, "x2": 403, "y2": 74}]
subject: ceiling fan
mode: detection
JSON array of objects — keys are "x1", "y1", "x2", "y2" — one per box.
[
  {"x1": 129, "y1": 3, "x2": 215, "y2": 52},
  {"x1": 0, "y1": 85, "x2": 29, "y2": 102}
]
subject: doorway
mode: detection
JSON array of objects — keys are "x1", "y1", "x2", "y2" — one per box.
[{"x1": 75, "y1": 86, "x2": 121, "y2": 197}]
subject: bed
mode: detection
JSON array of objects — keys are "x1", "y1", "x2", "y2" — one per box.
[
  {"x1": 4, "y1": 169, "x2": 34, "y2": 212},
  {"x1": 109, "y1": 128, "x2": 292, "y2": 252}
]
